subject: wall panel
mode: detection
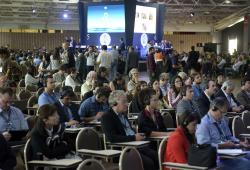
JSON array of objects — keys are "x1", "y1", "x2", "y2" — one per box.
[
  {"x1": 0, "y1": 31, "x2": 80, "y2": 50},
  {"x1": 164, "y1": 33, "x2": 212, "y2": 53}
]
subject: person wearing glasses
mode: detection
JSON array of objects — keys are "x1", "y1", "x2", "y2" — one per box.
[
  {"x1": 196, "y1": 97, "x2": 250, "y2": 170},
  {"x1": 138, "y1": 88, "x2": 168, "y2": 138},
  {"x1": 101, "y1": 90, "x2": 159, "y2": 170},
  {"x1": 0, "y1": 88, "x2": 28, "y2": 141}
]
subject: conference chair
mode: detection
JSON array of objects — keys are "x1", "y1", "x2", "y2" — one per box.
[
  {"x1": 119, "y1": 147, "x2": 143, "y2": 170},
  {"x1": 232, "y1": 116, "x2": 249, "y2": 140},
  {"x1": 36, "y1": 87, "x2": 44, "y2": 97},
  {"x1": 242, "y1": 111, "x2": 250, "y2": 128},
  {"x1": 76, "y1": 127, "x2": 101, "y2": 152},
  {"x1": 76, "y1": 128, "x2": 120, "y2": 170},
  {"x1": 161, "y1": 112, "x2": 175, "y2": 131},
  {"x1": 77, "y1": 159, "x2": 106, "y2": 170},
  {"x1": 27, "y1": 95, "x2": 38, "y2": 115},
  {"x1": 17, "y1": 79, "x2": 25, "y2": 92},
  {"x1": 158, "y1": 137, "x2": 208, "y2": 170},
  {"x1": 18, "y1": 89, "x2": 32, "y2": 100},
  {"x1": 25, "y1": 85, "x2": 38, "y2": 93}
]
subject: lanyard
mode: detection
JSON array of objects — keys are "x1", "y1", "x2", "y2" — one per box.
[{"x1": 0, "y1": 108, "x2": 12, "y2": 131}]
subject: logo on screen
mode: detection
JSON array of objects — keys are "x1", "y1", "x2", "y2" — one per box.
[
  {"x1": 141, "y1": 33, "x2": 148, "y2": 47},
  {"x1": 100, "y1": 33, "x2": 111, "y2": 45}
]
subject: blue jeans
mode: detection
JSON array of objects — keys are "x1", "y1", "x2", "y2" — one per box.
[{"x1": 218, "y1": 153, "x2": 250, "y2": 170}]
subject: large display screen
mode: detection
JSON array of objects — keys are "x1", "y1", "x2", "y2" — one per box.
[
  {"x1": 87, "y1": 5, "x2": 125, "y2": 33},
  {"x1": 134, "y1": 5, "x2": 157, "y2": 34}
]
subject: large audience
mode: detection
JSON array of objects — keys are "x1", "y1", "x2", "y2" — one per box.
[{"x1": 0, "y1": 38, "x2": 250, "y2": 170}]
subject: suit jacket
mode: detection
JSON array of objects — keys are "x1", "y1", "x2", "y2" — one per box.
[
  {"x1": 195, "y1": 92, "x2": 214, "y2": 118},
  {"x1": 101, "y1": 108, "x2": 135, "y2": 143},
  {"x1": 215, "y1": 89, "x2": 240, "y2": 112},
  {"x1": 138, "y1": 109, "x2": 166, "y2": 137},
  {"x1": 237, "y1": 90, "x2": 250, "y2": 110}
]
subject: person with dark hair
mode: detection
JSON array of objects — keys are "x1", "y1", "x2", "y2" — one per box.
[
  {"x1": 0, "y1": 47, "x2": 22, "y2": 80},
  {"x1": 147, "y1": 47, "x2": 156, "y2": 83},
  {"x1": 30, "y1": 104, "x2": 71, "y2": 160},
  {"x1": 236, "y1": 76, "x2": 250, "y2": 110},
  {"x1": 195, "y1": 80, "x2": 216, "y2": 118},
  {"x1": 65, "y1": 68, "x2": 80, "y2": 91},
  {"x1": 60, "y1": 42, "x2": 75, "y2": 69},
  {"x1": 38, "y1": 75, "x2": 58, "y2": 107},
  {"x1": 50, "y1": 47, "x2": 61, "y2": 71},
  {"x1": 54, "y1": 89, "x2": 79, "y2": 127},
  {"x1": 164, "y1": 111, "x2": 200, "y2": 165},
  {"x1": 167, "y1": 76, "x2": 183, "y2": 108},
  {"x1": 138, "y1": 88, "x2": 168, "y2": 138},
  {"x1": 38, "y1": 53, "x2": 50, "y2": 77},
  {"x1": 118, "y1": 37, "x2": 125, "y2": 55},
  {"x1": 85, "y1": 46, "x2": 98, "y2": 74},
  {"x1": 53, "y1": 64, "x2": 68, "y2": 86},
  {"x1": 196, "y1": 97, "x2": 250, "y2": 170},
  {"x1": 192, "y1": 73, "x2": 203, "y2": 99},
  {"x1": 0, "y1": 134, "x2": 16, "y2": 170},
  {"x1": 97, "y1": 67, "x2": 109, "y2": 86},
  {"x1": 78, "y1": 87, "x2": 110, "y2": 123},
  {"x1": 109, "y1": 73, "x2": 126, "y2": 91},
  {"x1": 187, "y1": 46, "x2": 199, "y2": 71},
  {"x1": 169, "y1": 50, "x2": 181, "y2": 81},
  {"x1": 25, "y1": 65, "x2": 39, "y2": 87},
  {"x1": 97, "y1": 45, "x2": 112, "y2": 72},
  {"x1": 127, "y1": 46, "x2": 139, "y2": 73},
  {"x1": 0, "y1": 88, "x2": 28, "y2": 141},
  {"x1": 110, "y1": 45, "x2": 119, "y2": 81},
  {"x1": 216, "y1": 73, "x2": 224, "y2": 91},
  {"x1": 176, "y1": 85, "x2": 197, "y2": 117}
]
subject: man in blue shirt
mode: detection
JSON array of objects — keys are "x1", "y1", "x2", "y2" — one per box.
[
  {"x1": 78, "y1": 87, "x2": 110, "y2": 123},
  {"x1": 38, "y1": 75, "x2": 58, "y2": 107},
  {"x1": 196, "y1": 97, "x2": 250, "y2": 170},
  {"x1": 0, "y1": 88, "x2": 28, "y2": 141},
  {"x1": 192, "y1": 73, "x2": 203, "y2": 99}
]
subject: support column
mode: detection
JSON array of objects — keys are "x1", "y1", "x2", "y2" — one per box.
[
  {"x1": 243, "y1": 14, "x2": 249, "y2": 53},
  {"x1": 211, "y1": 31, "x2": 222, "y2": 54}
]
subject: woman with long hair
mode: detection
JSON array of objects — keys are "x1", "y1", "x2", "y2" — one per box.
[{"x1": 167, "y1": 76, "x2": 183, "y2": 108}]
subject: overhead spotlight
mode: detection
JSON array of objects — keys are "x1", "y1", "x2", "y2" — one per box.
[
  {"x1": 190, "y1": 12, "x2": 194, "y2": 17},
  {"x1": 32, "y1": 9, "x2": 36, "y2": 13},
  {"x1": 225, "y1": 0, "x2": 231, "y2": 4},
  {"x1": 63, "y1": 13, "x2": 68, "y2": 19}
]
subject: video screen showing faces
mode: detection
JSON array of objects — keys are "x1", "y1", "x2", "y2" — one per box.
[
  {"x1": 87, "y1": 5, "x2": 125, "y2": 33},
  {"x1": 134, "y1": 5, "x2": 157, "y2": 34}
]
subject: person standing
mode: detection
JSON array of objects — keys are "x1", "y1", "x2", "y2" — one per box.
[{"x1": 147, "y1": 47, "x2": 156, "y2": 83}]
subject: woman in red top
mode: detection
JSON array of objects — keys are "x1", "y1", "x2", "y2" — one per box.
[{"x1": 164, "y1": 111, "x2": 200, "y2": 166}]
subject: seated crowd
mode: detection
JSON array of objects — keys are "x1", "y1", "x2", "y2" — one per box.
[{"x1": 1, "y1": 41, "x2": 250, "y2": 170}]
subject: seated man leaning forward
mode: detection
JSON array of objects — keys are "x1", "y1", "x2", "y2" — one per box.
[
  {"x1": 78, "y1": 87, "x2": 110, "y2": 123},
  {"x1": 101, "y1": 90, "x2": 159, "y2": 170},
  {"x1": 196, "y1": 97, "x2": 250, "y2": 170},
  {"x1": 0, "y1": 87, "x2": 28, "y2": 141}
]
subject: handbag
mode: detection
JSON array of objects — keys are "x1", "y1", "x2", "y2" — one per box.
[{"x1": 188, "y1": 144, "x2": 217, "y2": 168}]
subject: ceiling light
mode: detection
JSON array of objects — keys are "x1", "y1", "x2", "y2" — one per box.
[
  {"x1": 63, "y1": 13, "x2": 68, "y2": 19},
  {"x1": 225, "y1": 0, "x2": 231, "y2": 4},
  {"x1": 190, "y1": 12, "x2": 194, "y2": 17},
  {"x1": 188, "y1": 21, "x2": 193, "y2": 24},
  {"x1": 204, "y1": 11, "x2": 210, "y2": 15},
  {"x1": 32, "y1": 9, "x2": 36, "y2": 13}
]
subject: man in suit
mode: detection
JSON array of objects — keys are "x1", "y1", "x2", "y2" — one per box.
[
  {"x1": 237, "y1": 76, "x2": 250, "y2": 110},
  {"x1": 196, "y1": 80, "x2": 217, "y2": 117},
  {"x1": 101, "y1": 90, "x2": 159, "y2": 170},
  {"x1": 214, "y1": 80, "x2": 244, "y2": 113}
]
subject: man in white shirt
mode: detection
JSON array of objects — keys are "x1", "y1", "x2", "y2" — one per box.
[
  {"x1": 85, "y1": 46, "x2": 98, "y2": 73},
  {"x1": 65, "y1": 68, "x2": 80, "y2": 91},
  {"x1": 96, "y1": 45, "x2": 112, "y2": 71}
]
